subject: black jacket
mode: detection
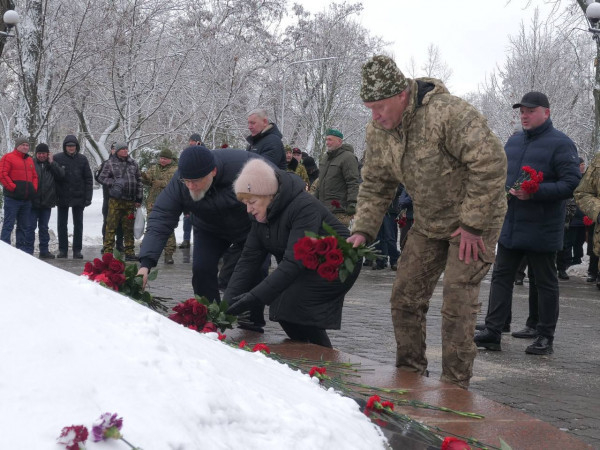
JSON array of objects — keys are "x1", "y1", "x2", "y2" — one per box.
[
  {"x1": 54, "y1": 135, "x2": 93, "y2": 208},
  {"x1": 139, "y1": 149, "x2": 261, "y2": 269},
  {"x1": 500, "y1": 119, "x2": 581, "y2": 251},
  {"x1": 32, "y1": 158, "x2": 65, "y2": 208},
  {"x1": 225, "y1": 171, "x2": 360, "y2": 329},
  {"x1": 246, "y1": 123, "x2": 286, "y2": 170}
]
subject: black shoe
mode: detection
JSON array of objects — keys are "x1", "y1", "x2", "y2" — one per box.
[
  {"x1": 237, "y1": 319, "x2": 265, "y2": 333},
  {"x1": 475, "y1": 323, "x2": 510, "y2": 333},
  {"x1": 474, "y1": 329, "x2": 501, "y2": 351},
  {"x1": 39, "y1": 252, "x2": 55, "y2": 259},
  {"x1": 72, "y1": 252, "x2": 83, "y2": 259},
  {"x1": 362, "y1": 259, "x2": 373, "y2": 267},
  {"x1": 57, "y1": 252, "x2": 68, "y2": 258},
  {"x1": 525, "y1": 336, "x2": 553, "y2": 355},
  {"x1": 125, "y1": 254, "x2": 138, "y2": 261},
  {"x1": 586, "y1": 274, "x2": 597, "y2": 283},
  {"x1": 557, "y1": 270, "x2": 569, "y2": 280},
  {"x1": 179, "y1": 240, "x2": 190, "y2": 249},
  {"x1": 514, "y1": 278, "x2": 524, "y2": 285},
  {"x1": 511, "y1": 326, "x2": 537, "y2": 339}
]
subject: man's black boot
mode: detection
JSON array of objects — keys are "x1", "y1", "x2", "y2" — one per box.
[
  {"x1": 525, "y1": 336, "x2": 553, "y2": 355},
  {"x1": 474, "y1": 329, "x2": 502, "y2": 351},
  {"x1": 511, "y1": 326, "x2": 537, "y2": 339}
]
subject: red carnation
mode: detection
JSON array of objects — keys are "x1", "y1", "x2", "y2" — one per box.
[
  {"x1": 308, "y1": 366, "x2": 327, "y2": 377},
  {"x1": 330, "y1": 199, "x2": 341, "y2": 209},
  {"x1": 83, "y1": 261, "x2": 94, "y2": 274},
  {"x1": 202, "y1": 321, "x2": 217, "y2": 333},
  {"x1": 584, "y1": 216, "x2": 594, "y2": 226},
  {"x1": 366, "y1": 395, "x2": 380, "y2": 410},
  {"x1": 325, "y1": 248, "x2": 344, "y2": 267},
  {"x1": 93, "y1": 257, "x2": 106, "y2": 272},
  {"x1": 217, "y1": 332, "x2": 226, "y2": 341},
  {"x1": 57, "y1": 425, "x2": 89, "y2": 450},
  {"x1": 317, "y1": 261, "x2": 340, "y2": 282},
  {"x1": 252, "y1": 343, "x2": 270, "y2": 354},
  {"x1": 127, "y1": 213, "x2": 135, "y2": 220},
  {"x1": 109, "y1": 273, "x2": 126, "y2": 287},
  {"x1": 108, "y1": 259, "x2": 125, "y2": 274},
  {"x1": 441, "y1": 436, "x2": 471, "y2": 450},
  {"x1": 102, "y1": 253, "x2": 114, "y2": 265},
  {"x1": 239, "y1": 340, "x2": 248, "y2": 348},
  {"x1": 315, "y1": 236, "x2": 338, "y2": 255},
  {"x1": 302, "y1": 253, "x2": 320, "y2": 270},
  {"x1": 396, "y1": 217, "x2": 407, "y2": 228}
]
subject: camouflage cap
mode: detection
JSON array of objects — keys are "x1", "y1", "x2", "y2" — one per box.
[
  {"x1": 360, "y1": 55, "x2": 408, "y2": 102},
  {"x1": 159, "y1": 148, "x2": 175, "y2": 159}
]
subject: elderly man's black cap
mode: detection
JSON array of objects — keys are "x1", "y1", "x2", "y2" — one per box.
[
  {"x1": 189, "y1": 133, "x2": 202, "y2": 142},
  {"x1": 513, "y1": 91, "x2": 550, "y2": 109}
]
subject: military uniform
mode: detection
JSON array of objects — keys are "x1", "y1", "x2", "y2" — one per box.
[
  {"x1": 355, "y1": 68, "x2": 507, "y2": 387},
  {"x1": 575, "y1": 153, "x2": 600, "y2": 258},
  {"x1": 142, "y1": 160, "x2": 178, "y2": 259}
]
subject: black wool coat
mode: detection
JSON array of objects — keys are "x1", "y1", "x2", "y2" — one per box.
[
  {"x1": 225, "y1": 171, "x2": 360, "y2": 330},
  {"x1": 54, "y1": 135, "x2": 93, "y2": 208},
  {"x1": 32, "y1": 159, "x2": 65, "y2": 209}
]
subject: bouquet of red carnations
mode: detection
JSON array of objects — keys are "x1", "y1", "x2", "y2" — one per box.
[
  {"x1": 169, "y1": 295, "x2": 237, "y2": 333},
  {"x1": 506, "y1": 165, "x2": 543, "y2": 199},
  {"x1": 293, "y1": 222, "x2": 379, "y2": 282},
  {"x1": 81, "y1": 250, "x2": 168, "y2": 311}
]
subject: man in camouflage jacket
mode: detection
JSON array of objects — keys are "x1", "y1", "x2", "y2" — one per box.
[
  {"x1": 313, "y1": 128, "x2": 360, "y2": 227},
  {"x1": 575, "y1": 155, "x2": 600, "y2": 278},
  {"x1": 348, "y1": 55, "x2": 507, "y2": 388},
  {"x1": 142, "y1": 148, "x2": 178, "y2": 263}
]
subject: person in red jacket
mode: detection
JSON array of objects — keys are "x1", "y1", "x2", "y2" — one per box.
[{"x1": 0, "y1": 136, "x2": 39, "y2": 254}]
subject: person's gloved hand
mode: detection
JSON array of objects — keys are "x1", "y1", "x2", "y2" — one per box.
[
  {"x1": 226, "y1": 292, "x2": 259, "y2": 316},
  {"x1": 345, "y1": 203, "x2": 356, "y2": 215}
]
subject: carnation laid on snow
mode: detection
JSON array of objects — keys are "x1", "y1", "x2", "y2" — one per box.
[{"x1": 0, "y1": 243, "x2": 387, "y2": 449}]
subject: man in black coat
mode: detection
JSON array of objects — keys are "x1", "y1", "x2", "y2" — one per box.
[
  {"x1": 475, "y1": 92, "x2": 581, "y2": 356},
  {"x1": 54, "y1": 135, "x2": 93, "y2": 259},
  {"x1": 29, "y1": 143, "x2": 65, "y2": 259},
  {"x1": 246, "y1": 108, "x2": 286, "y2": 170},
  {"x1": 137, "y1": 146, "x2": 264, "y2": 316}
]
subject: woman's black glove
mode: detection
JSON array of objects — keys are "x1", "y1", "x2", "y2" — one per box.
[{"x1": 226, "y1": 292, "x2": 259, "y2": 316}]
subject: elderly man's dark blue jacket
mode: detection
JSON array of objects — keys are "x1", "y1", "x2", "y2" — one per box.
[
  {"x1": 499, "y1": 119, "x2": 581, "y2": 252},
  {"x1": 139, "y1": 149, "x2": 260, "y2": 269}
]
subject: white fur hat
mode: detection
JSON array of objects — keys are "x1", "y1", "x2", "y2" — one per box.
[{"x1": 234, "y1": 158, "x2": 279, "y2": 196}]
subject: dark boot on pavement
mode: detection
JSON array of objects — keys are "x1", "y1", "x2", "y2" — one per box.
[
  {"x1": 586, "y1": 273, "x2": 597, "y2": 282},
  {"x1": 39, "y1": 252, "x2": 55, "y2": 259},
  {"x1": 474, "y1": 329, "x2": 502, "y2": 351},
  {"x1": 179, "y1": 240, "x2": 190, "y2": 249},
  {"x1": 164, "y1": 254, "x2": 174, "y2": 264},
  {"x1": 73, "y1": 251, "x2": 83, "y2": 259},
  {"x1": 57, "y1": 251, "x2": 68, "y2": 258},
  {"x1": 476, "y1": 323, "x2": 510, "y2": 333},
  {"x1": 511, "y1": 326, "x2": 537, "y2": 339},
  {"x1": 125, "y1": 254, "x2": 138, "y2": 261},
  {"x1": 557, "y1": 269, "x2": 569, "y2": 280},
  {"x1": 525, "y1": 336, "x2": 553, "y2": 355}
]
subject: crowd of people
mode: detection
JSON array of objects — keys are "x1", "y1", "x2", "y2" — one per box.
[{"x1": 2, "y1": 54, "x2": 600, "y2": 390}]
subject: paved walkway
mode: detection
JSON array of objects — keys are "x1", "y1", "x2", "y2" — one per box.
[{"x1": 46, "y1": 245, "x2": 600, "y2": 447}]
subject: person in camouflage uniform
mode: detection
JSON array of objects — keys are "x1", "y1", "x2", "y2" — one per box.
[
  {"x1": 575, "y1": 156, "x2": 600, "y2": 281},
  {"x1": 142, "y1": 148, "x2": 178, "y2": 264},
  {"x1": 285, "y1": 145, "x2": 309, "y2": 187},
  {"x1": 348, "y1": 55, "x2": 507, "y2": 388},
  {"x1": 97, "y1": 142, "x2": 143, "y2": 260},
  {"x1": 313, "y1": 129, "x2": 360, "y2": 228}
]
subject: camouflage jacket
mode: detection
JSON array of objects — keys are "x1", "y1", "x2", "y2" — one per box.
[
  {"x1": 353, "y1": 78, "x2": 507, "y2": 242},
  {"x1": 575, "y1": 152, "x2": 600, "y2": 254},
  {"x1": 141, "y1": 160, "x2": 177, "y2": 209},
  {"x1": 314, "y1": 143, "x2": 360, "y2": 213}
]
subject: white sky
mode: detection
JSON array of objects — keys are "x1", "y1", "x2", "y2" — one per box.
[
  {"x1": 0, "y1": 226, "x2": 387, "y2": 449},
  {"x1": 298, "y1": 0, "x2": 568, "y2": 96}
]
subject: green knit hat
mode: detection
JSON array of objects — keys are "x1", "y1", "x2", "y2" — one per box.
[
  {"x1": 159, "y1": 148, "x2": 175, "y2": 159},
  {"x1": 325, "y1": 128, "x2": 343, "y2": 139},
  {"x1": 360, "y1": 55, "x2": 408, "y2": 102}
]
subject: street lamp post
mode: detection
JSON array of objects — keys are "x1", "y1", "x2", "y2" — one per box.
[
  {"x1": 585, "y1": 1, "x2": 600, "y2": 152},
  {"x1": 280, "y1": 56, "x2": 339, "y2": 133},
  {"x1": 0, "y1": 10, "x2": 20, "y2": 40}
]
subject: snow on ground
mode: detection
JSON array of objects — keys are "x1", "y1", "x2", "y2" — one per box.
[{"x1": 0, "y1": 243, "x2": 387, "y2": 449}]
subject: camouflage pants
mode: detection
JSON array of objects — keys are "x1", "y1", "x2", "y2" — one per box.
[
  {"x1": 104, "y1": 198, "x2": 136, "y2": 256},
  {"x1": 147, "y1": 204, "x2": 176, "y2": 257},
  {"x1": 391, "y1": 227, "x2": 500, "y2": 388}
]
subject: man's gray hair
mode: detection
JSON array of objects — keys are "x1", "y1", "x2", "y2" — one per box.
[{"x1": 248, "y1": 108, "x2": 269, "y2": 121}]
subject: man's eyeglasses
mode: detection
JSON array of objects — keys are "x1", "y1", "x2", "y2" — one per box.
[{"x1": 179, "y1": 178, "x2": 203, "y2": 186}]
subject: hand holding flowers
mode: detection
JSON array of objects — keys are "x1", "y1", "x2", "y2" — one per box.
[{"x1": 507, "y1": 166, "x2": 543, "y2": 200}]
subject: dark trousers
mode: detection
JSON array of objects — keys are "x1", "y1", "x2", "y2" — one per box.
[
  {"x1": 29, "y1": 206, "x2": 52, "y2": 253},
  {"x1": 1, "y1": 196, "x2": 33, "y2": 254},
  {"x1": 279, "y1": 320, "x2": 332, "y2": 348},
  {"x1": 183, "y1": 214, "x2": 192, "y2": 241},
  {"x1": 57, "y1": 206, "x2": 84, "y2": 253},
  {"x1": 485, "y1": 244, "x2": 559, "y2": 339},
  {"x1": 557, "y1": 226, "x2": 586, "y2": 270},
  {"x1": 192, "y1": 228, "x2": 265, "y2": 325},
  {"x1": 399, "y1": 218, "x2": 414, "y2": 251},
  {"x1": 375, "y1": 214, "x2": 400, "y2": 267}
]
